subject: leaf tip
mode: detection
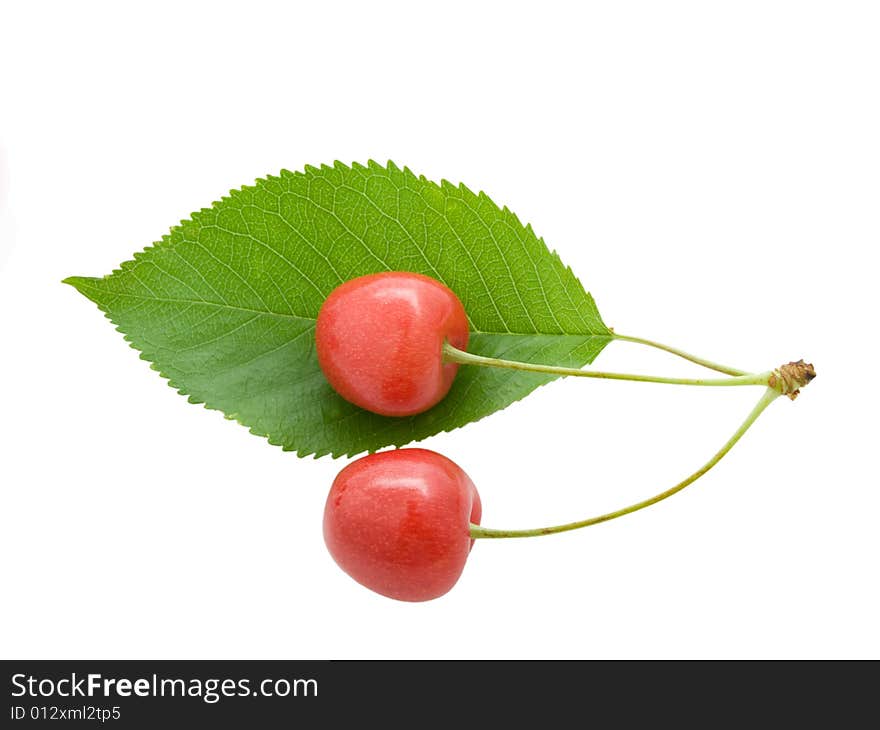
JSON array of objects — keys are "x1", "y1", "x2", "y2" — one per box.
[{"x1": 62, "y1": 275, "x2": 99, "y2": 297}]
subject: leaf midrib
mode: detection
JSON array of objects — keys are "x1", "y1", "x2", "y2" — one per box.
[{"x1": 65, "y1": 277, "x2": 610, "y2": 339}]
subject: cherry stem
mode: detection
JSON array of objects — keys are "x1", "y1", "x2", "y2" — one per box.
[
  {"x1": 611, "y1": 333, "x2": 747, "y2": 377},
  {"x1": 443, "y1": 343, "x2": 772, "y2": 388},
  {"x1": 470, "y1": 386, "x2": 781, "y2": 539}
]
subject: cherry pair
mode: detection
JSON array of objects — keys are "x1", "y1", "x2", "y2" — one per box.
[
  {"x1": 315, "y1": 271, "x2": 814, "y2": 601},
  {"x1": 317, "y1": 272, "x2": 478, "y2": 601}
]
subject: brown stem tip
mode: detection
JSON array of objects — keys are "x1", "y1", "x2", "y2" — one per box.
[{"x1": 768, "y1": 360, "x2": 817, "y2": 400}]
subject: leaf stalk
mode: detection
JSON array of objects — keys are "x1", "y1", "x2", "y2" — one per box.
[{"x1": 611, "y1": 332, "x2": 747, "y2": 376}]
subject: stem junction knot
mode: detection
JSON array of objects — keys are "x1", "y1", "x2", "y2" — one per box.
[{"x1": 769, "y1": 360, "x2": 816, "y2": 400}]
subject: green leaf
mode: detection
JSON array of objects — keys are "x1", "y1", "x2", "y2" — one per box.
[{"x1": 65, "y1": 161, "x2": 612, "y2": 457}]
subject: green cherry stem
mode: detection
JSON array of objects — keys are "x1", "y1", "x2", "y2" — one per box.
[
  {"x1": 611, "y1": 332, "x2": 747, "y2": 377},
  {"x1": 470, "y1": 386, "x2": 781, "y2": 540},
  {"x1": 443, "y1": 343, "x2": 772, "y2": 388}
]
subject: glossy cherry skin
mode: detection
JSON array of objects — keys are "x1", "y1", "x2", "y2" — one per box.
[
  {"x1": 315, "y1": 272, "x2": 469, "y2": 417},
  {"x1": 323, "y1": 449, "x2": 482, "y2": 602}
]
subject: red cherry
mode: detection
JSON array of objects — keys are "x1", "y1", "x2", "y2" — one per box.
[
  {"x1": 323, "y1": 448, "x2": 482, "y2": 602},
  {"x1": 315, "y1": 272, "x2": 469, "y2": 417}
]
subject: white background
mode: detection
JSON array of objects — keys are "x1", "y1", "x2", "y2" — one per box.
[{"x1": 1, "y1": 1, "x2": 878, "y2": 659}]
